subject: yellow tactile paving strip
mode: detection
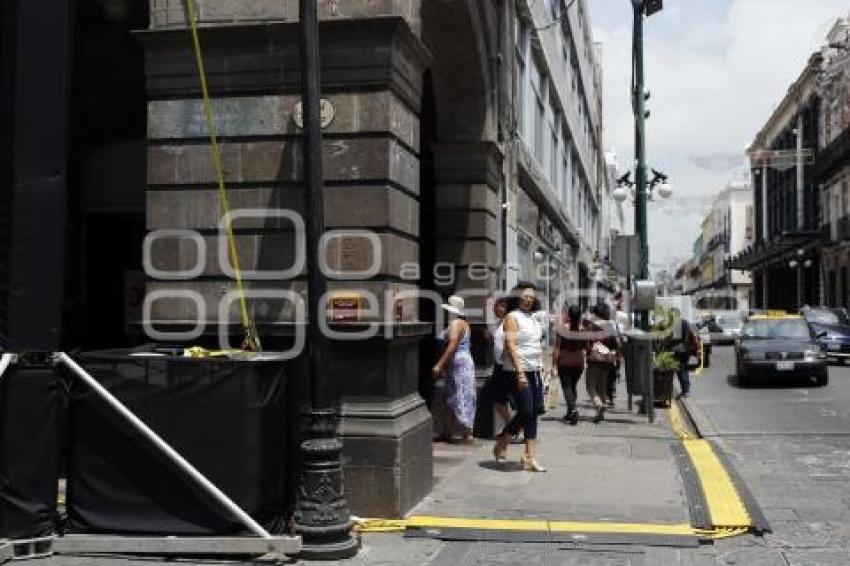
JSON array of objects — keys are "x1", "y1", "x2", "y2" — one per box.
[
  {"x1": 669, "y1": 402, "x2": 753, "y2": 529},
  {"x1": 680, "y1": 439, "x2": 752, "y2": 528}
]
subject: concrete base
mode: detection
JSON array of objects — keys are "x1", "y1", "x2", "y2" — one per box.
[{"x1": 341, "y1": 394, "x2": 434, "y2": 518}]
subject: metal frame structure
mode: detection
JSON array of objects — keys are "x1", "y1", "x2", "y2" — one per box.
[{"x1": 0, "y1": 352, "x2": 301, "y2": 559}]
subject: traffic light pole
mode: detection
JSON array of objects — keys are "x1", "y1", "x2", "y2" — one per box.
[
  {"x1": 633, "y1": 0, "x2": 649, "y2": 330},
  {"x1": 633, "y1": 0, "x2": 654, "y2": 422}
]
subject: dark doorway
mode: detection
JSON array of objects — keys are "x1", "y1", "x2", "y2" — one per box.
[
  {"x1": 418, "y1": 71, "x2": 438, "y2": 407},
  {"x1": 65, "y1": 0, "x2": 149, "y2": 349}
]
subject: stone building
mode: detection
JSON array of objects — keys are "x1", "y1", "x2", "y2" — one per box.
[
  {"x1": 141, "y1": 0, "x2": 610, "y2": 516},
  {"x1": 816, "y1": 13, "x2": 850, "y2": 308},
  {"x1": 2, "y1": 0, "x2": 610, "y2": 518},
  {"x1": 729, "y1": 53, "x2": 823, "y2": 311}
]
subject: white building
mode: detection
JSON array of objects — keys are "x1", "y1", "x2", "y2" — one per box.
[{"x1": 694, "y1": 183, "x2": 754, "y2": 311}]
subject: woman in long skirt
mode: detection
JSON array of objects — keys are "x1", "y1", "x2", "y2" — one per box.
[{"x1": 432, "y1": 295, "x2": 476, "y2": 444}]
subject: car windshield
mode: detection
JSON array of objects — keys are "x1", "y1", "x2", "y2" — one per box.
[
  {"x1": 741, "y1": 319, "x2": 811, "y2": 340},
  {"x1": 715, "y1": 314, "x2": 742, "y2": 329},
  {"x1": 804, "y1": 308, "x2": 850, "y2": 326}
]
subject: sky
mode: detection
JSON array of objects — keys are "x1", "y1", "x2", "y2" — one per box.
[{"x1": 589, "y1": 0, "x2": 849, "y2": 273}]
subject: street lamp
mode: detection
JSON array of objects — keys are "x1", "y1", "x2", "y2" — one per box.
[
  {"x1": 631, "y1": 0, "x2": 664, "y2": 332},
  {"x1": 788, "y1": 248, "x2": 812, "y2": 310},
  {"x1": 292, "y1": 0, "x2": 358, "y2": 559},
  {"x1": 613, "y1": 168, "x2": 672, "y2": 203}
]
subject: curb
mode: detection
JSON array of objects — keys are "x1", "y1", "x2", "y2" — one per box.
[
  {"x1": 679, "y1": 396, "x2": 721, "y2": 438},
  {"x1": 674, "y1": 397, "x2": 771, "y2": 535}
]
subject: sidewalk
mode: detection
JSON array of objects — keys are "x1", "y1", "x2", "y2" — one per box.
[
  {"x1": 313, "y1": 381, "x2": 697, "y2": 564},
  {"x1": 418, "y1": 389, "x2": 688, "y2": 525}
]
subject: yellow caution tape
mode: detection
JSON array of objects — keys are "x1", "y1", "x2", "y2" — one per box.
[{"x1": 185, "y1": 0, "x2": 260, "y2": 352}]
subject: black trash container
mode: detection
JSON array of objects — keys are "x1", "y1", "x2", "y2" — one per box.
[{"x1": 65, "y1": 347, "x2": 292, "y2": 536}]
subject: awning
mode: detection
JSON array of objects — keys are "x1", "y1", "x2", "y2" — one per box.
[{"x1": 726, "y1": 230, "x2": 821, "y2": 271}]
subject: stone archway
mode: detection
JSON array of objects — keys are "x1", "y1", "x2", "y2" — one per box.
[{"x1": 420, "y1": 0, "x2": 505, "y2": 437}]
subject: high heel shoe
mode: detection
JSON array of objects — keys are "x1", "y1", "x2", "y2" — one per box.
[
  {"x1": 493, "y1": 437, "x2": 507, "y2": 463},
  {"x1": 521, "y1": 455, "x2": 546, "y2": 472}
]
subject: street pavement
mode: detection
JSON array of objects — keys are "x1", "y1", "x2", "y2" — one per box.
[
  {"x1": 26, "y1": 348, "x2": 850, "y2": 564},
  {"x1": 680, "y1": 345, "x2": 850, "y2": 566}
]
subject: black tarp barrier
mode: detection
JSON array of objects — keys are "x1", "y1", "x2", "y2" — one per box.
[
  {"x1": 65, "y1": 349, "x2": 291, "y2": 536},
  {"x1": 0, "y1": 366, "x2": 61, "y2": 539},
  {"x1": 1, "y1": 0, "x2": 72, "y2": 351}
]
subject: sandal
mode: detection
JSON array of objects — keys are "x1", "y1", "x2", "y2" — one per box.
[
  {"x1": 521, "y1": 455, "x2": 547, "y2": 472},
  {"x1": 492, "y1": 437, "x2": 507, "y2": 463}
]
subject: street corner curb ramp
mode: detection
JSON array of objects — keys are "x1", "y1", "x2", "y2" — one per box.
[
  {"x1": 352, "y1": 401, "x2": 768, "y2": 547},
  {"x1": 669, "y1": 401, "x2": 770, "y2": 537}
]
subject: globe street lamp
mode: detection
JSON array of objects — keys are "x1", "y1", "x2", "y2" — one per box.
[
  {"x1": 787, "y1": 248, "x2": 812, "y2": 311},
  {"x1": 613, "y1": 169, "x2": 673, "y2": 203}
]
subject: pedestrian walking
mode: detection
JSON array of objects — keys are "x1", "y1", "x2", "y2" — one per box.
[
  {"x1": 670, "y1": 307, "x2": 698, "y2": 399},
  {"x1": 432, "y1": 295, "x2": 476, "y2": 445},
  {"x1": 493, "y1": 282, "x2": 546, "y2": 472},
  {"x1": 484, "y1": 295, "x2": 518, "y2": 438},
  {"x1": 585, "y1": 304, "x2": 620, "y2": 423},
  {"x1": 552, "y1": 305, "x2": 588, "y2": 425}
]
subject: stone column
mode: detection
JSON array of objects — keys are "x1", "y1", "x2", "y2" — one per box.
[
  {"x1": 431, "y1": 142, "x2": 503, "y2": 437},
  {"x1": 141, "y1": 5, "x2": 433, "y2": 517}
]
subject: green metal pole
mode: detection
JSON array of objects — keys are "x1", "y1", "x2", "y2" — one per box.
[
  {"x1": 633, "y1": 1, "x2": 654, "y2": 422},
  {"x1": 633, "y1": 1, "x2": 649, "y2": 331}
]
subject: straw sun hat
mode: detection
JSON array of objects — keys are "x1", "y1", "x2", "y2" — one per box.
[{"x1": 441, "y1": 295, "x2": 466, "y2": 317}]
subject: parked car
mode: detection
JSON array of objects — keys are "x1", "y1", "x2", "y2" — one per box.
[
  {"x1": 735, "y1": 315, "x2": 828, "y2": 386},
  {"x1": 801, "y1": 306, "x2": 850, "y2": 364},
  {"x1": 702, "y1": 310, "x2": 744, "y2": 345}
]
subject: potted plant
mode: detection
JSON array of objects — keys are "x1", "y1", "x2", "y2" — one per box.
[{"x1": 652, "y1": 350, "x2": 678, "y2": 406}]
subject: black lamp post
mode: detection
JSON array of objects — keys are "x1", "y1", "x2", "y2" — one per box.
[{"x1": 292, "y1": 0, "x2": 358, "y2": 559}]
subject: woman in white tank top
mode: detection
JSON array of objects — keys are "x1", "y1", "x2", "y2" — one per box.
[{"x1": 493, "y1": 282, "x2": 546, "y2": 472}]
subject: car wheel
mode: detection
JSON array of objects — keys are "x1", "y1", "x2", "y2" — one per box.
[
  {"x1": 815, "y1": 373, "x2": 828, "y2": 387},
  {"x1": 735, "y1": 363, "x2": 747, "y2": 386}
]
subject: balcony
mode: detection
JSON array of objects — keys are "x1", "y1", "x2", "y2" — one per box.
[
  {"x1": 705, "y1": 233, "x2": 728, "y2": 253},
  {"x1": 816, "y1": 126, "x2": 850, "y2": 182},
  {"x1": 839, "y1": 215, "x2": 850, "y2": 241},
  {"x1": 822, "y1": 222, "x2": 832, "y2": 242}
]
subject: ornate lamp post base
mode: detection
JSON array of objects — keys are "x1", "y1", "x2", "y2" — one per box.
[{"x1": 294, "y1": 409, "x2": 359, "y2": 560}]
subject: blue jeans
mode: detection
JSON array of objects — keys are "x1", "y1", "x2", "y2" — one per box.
[
  {"x1": 503, "y1": 370, "x2": 542, "y2": 440},
  {"x1": 678, "y1": 359, "x2": 691, "y2": 395}
]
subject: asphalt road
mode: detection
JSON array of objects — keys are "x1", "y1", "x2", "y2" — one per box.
[{"x1": 684, "y1": 345, "x2": 850, "y2": 565}]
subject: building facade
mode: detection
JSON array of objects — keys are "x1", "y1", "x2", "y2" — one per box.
[
  {"x1": 816, "y1": 13, "x2": 850, "y2": 307},
  {"x1": 729, "y1": 53, "x2": 823, "y2": 311},
  {"x1": 0, "y1": 0, "x2": 613, "y2": 518},
  {"x1": 690, "y1": 185, "x2": 753, "y2": 311}
]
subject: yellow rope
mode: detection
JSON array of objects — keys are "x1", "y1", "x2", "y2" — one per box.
[{"x1": 185, "y1": 0, "x2": 260, "y2": 351}]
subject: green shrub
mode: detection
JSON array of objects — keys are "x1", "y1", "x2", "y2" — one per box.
[{"x1": 653, "y1": 350, "x2": 678, "y2": 372}]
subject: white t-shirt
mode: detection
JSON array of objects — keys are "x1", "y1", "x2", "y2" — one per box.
[
  {"x1": 502, "y1": 310, "x2": 543, "y2": 372},
  {"x1": 492, "y1": 320, "x2": 505, "y2": 367}
]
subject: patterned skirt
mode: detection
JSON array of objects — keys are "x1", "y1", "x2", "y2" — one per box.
[{"x1": 445, "y1": 352, "x2": 477, "y2": 429}]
